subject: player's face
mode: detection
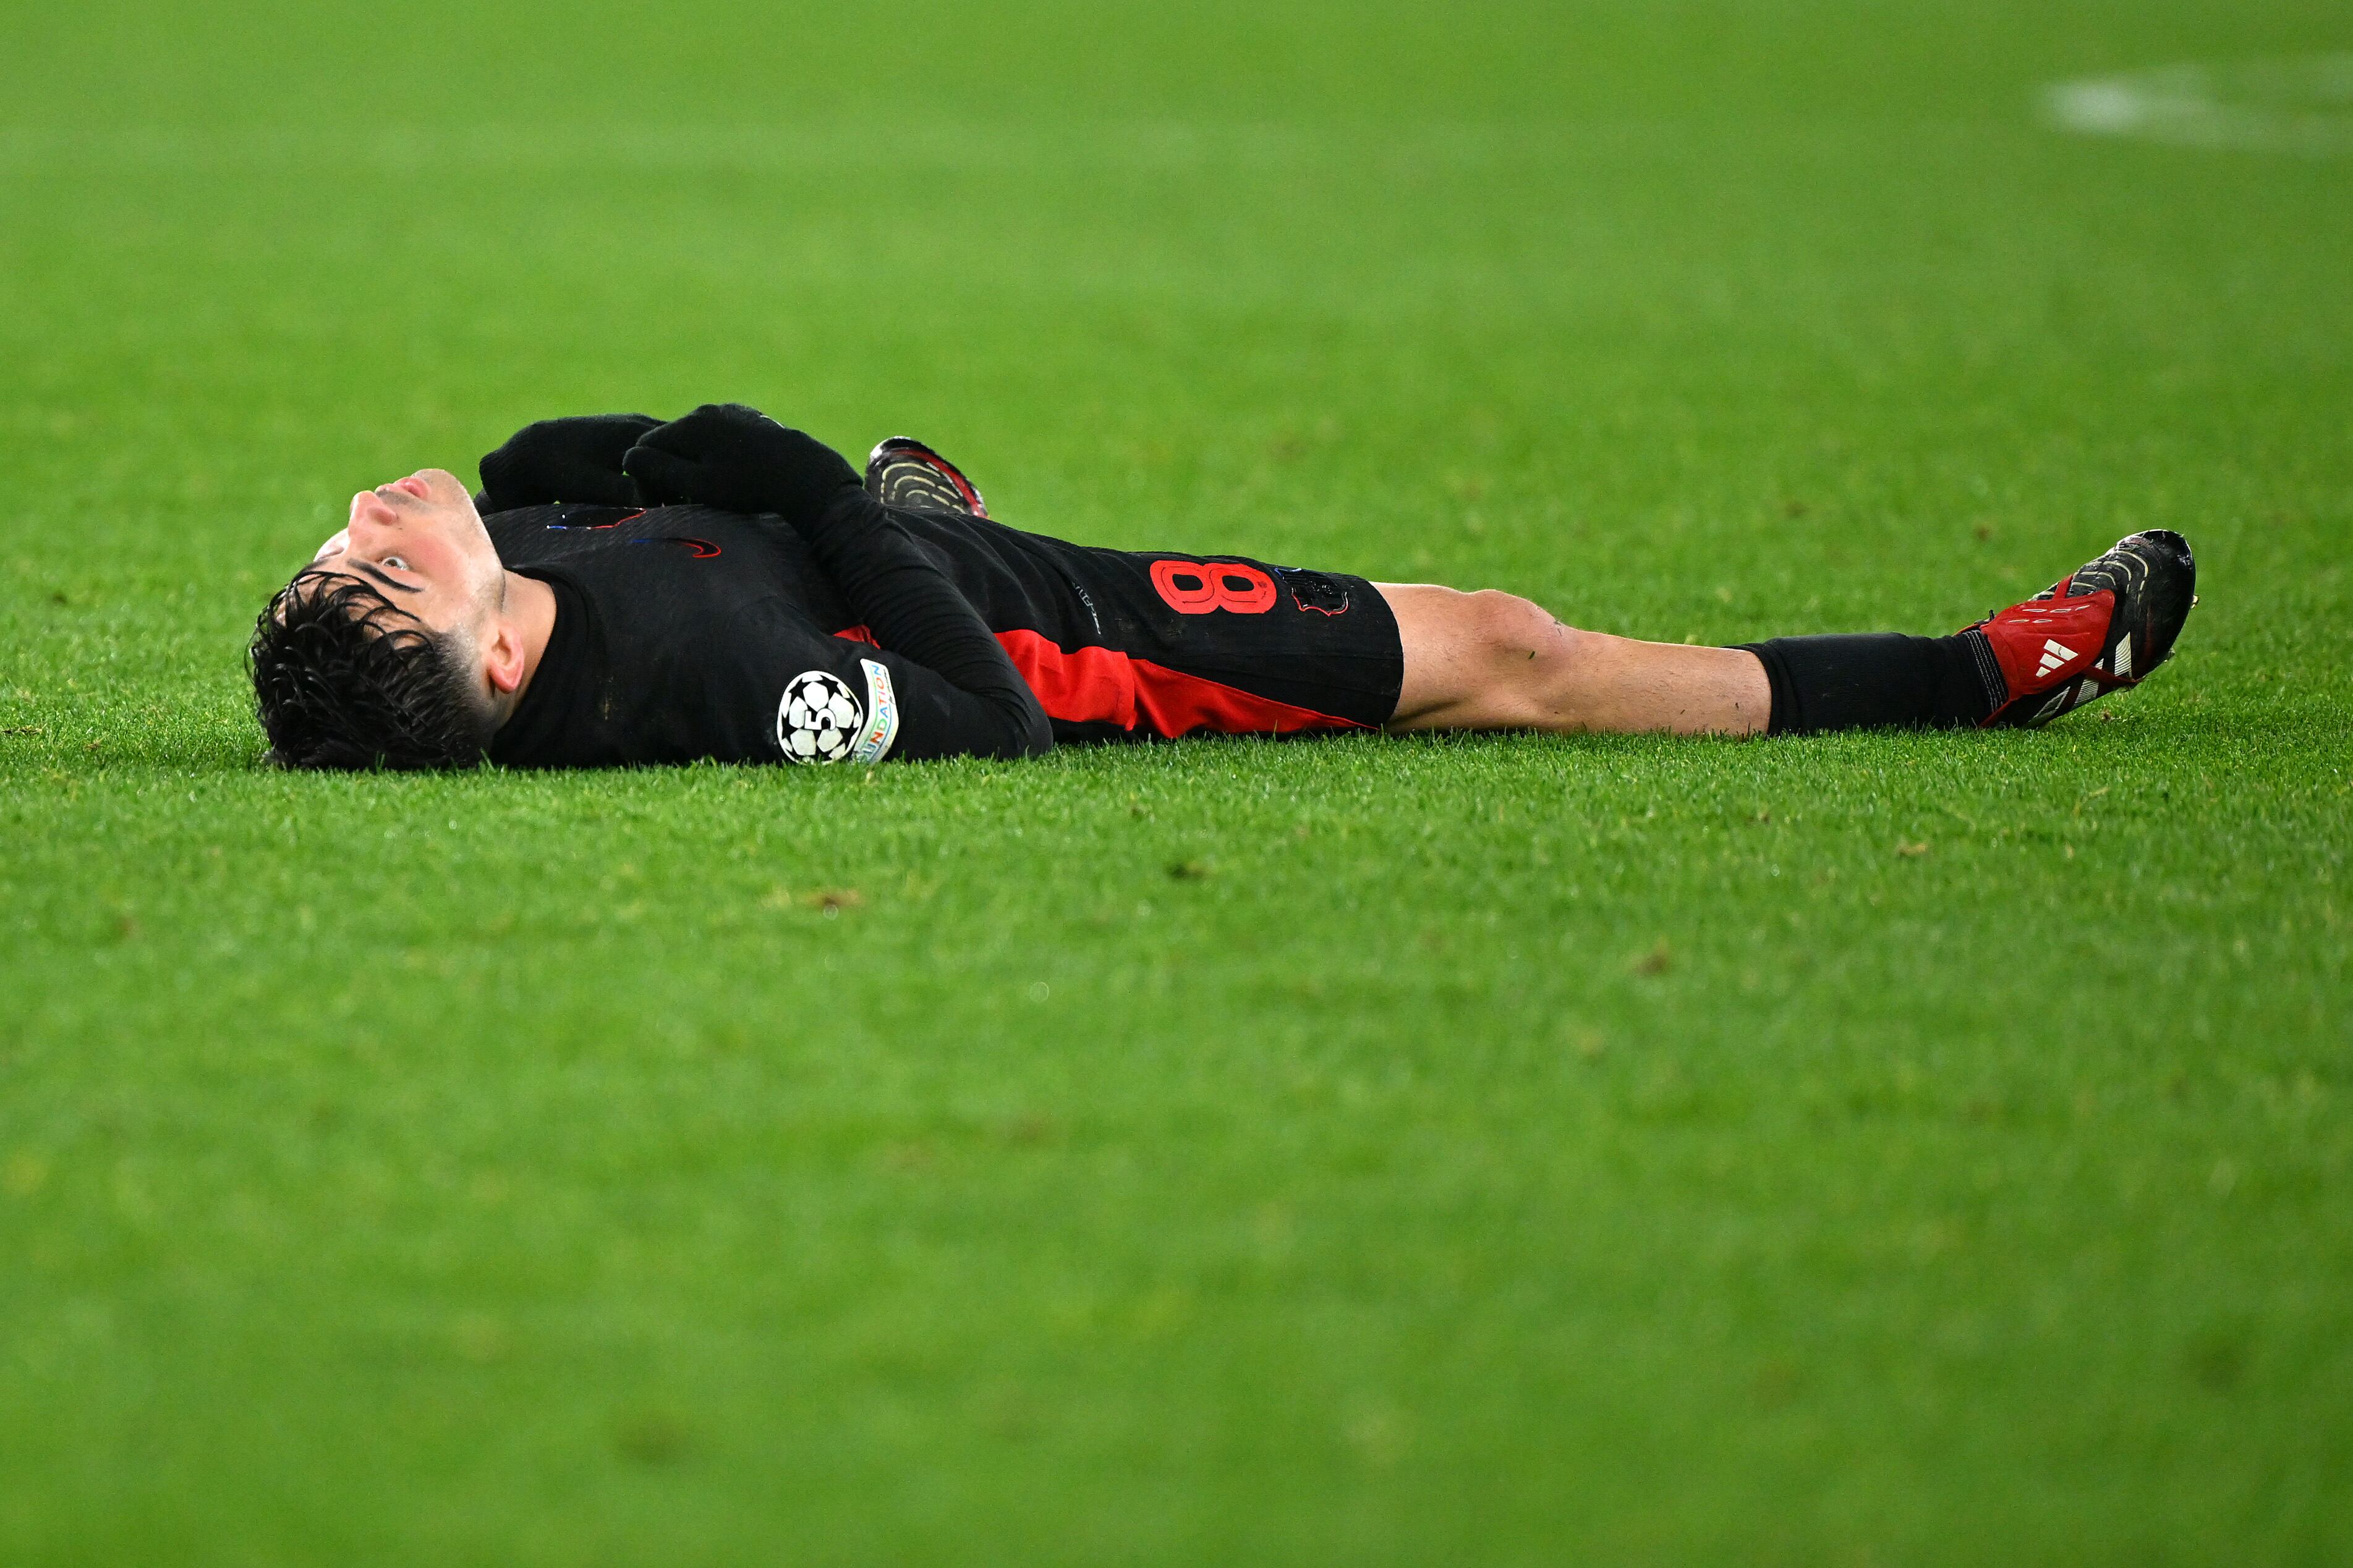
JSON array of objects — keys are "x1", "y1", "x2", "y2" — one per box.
[{"x1": 305, "y1": 468, "x2": 504, "y2": 635}]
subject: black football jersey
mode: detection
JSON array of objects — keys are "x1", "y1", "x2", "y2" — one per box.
[
  {"x1": 481, "y1": 498, "x2": 1402, "y2": 768},
  {"x1": 485, "y1": 499, "x2": 1052, "y2": 768}
]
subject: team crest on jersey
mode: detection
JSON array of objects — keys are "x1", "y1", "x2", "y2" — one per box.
[{"x1": 775, "y1": 661, "x2": 900, "y2": 765}]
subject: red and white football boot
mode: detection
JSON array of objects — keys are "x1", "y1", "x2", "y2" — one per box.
[
  {"x1": 864, "y1": 436, "x2": 989, "y2": 517},
  {"x1": 1964, "y1": 529, "x2": 2197, "y2": 727}
]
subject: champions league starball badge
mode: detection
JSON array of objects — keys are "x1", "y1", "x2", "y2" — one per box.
[
  {"x1": 776, "y1": 670, "x2": 863, "y2": 763},
  {"x1": 775, "y1": 661, "x2": 901, "y2": 765}
]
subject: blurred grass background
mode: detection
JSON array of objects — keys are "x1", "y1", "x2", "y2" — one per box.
[{"x1": 1, "y1": 2, "x2": 2349, "y2": 1562}]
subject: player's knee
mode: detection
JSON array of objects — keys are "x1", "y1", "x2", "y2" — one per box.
[
  {"x1": 1464, "y1": 588, "x2": 1565, "y2": 666},
  {"x1": 1453, "y1": 590, "x2": 1577, "y2": 723}
]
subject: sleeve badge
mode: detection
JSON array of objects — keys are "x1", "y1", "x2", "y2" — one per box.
[
  {"x1": 777, "y1": 670, "x2": 862, "y2": 763},
  {"x1": 775, "y1": 660, "x2": 900, "y2": 765}
]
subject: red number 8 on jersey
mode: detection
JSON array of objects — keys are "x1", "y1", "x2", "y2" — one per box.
[{"x1": 1150, "y1": 559, "x2": 1277, "y2": 615}]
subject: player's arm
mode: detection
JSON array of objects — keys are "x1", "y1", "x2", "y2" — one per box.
[
  {"x1": 624, "y1": 405, "x2": 1051, "y2": 760},
  {"x1": 474, "y1": 413, "x2": 658, "y2": 512}
]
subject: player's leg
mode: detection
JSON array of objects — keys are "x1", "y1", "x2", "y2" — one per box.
[
  {"x1": 1379, "y1": 584, "x2": 1771, "y2": 735},
  {"x1": 1379, "y1": 529, "x2": 2196, "y2": 737}
]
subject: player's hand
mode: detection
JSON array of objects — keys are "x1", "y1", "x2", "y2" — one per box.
[
  {"x1": 477, "y1": 414, "x2": 659, "y2": 511},
  {"x1": 623, "y1": 404, "x2": 860, "y2": 523}
]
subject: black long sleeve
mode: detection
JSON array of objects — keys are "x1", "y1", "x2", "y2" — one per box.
[
  {"x1": 799, "y1": 488, "x2": 1051, "y2": 759},
  {"x1": 608, "y1": 405, "x2": 1051, "y2": 761}
]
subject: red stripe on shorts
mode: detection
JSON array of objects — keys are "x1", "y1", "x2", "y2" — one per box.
[
  {"x1": 836, "y1": 624, "x2": 1365, "y2": 735},
  {"x1": 994, "y1": 628, "x2": 1367, "y2": 736}
]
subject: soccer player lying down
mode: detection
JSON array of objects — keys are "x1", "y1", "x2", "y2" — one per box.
[{"x1": 248, "y1": 405, "x2": 2197, "y2": 771}]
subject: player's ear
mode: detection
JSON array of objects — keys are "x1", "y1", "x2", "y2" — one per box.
[{"x1": 481, "y1": 616, "x2": 529, "y2": 696}]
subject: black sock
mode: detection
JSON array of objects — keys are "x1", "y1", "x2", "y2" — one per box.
[{"x1": 1736, "y1": 632, "x2": 2002, "y2": 735}]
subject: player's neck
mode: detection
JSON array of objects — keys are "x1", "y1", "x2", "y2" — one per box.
[{"x1": 488, "y1": 570, "x2": 558, "y2": 728}]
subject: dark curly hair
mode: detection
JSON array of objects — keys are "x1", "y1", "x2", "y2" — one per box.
[{"x1": 249, "y1": 570, "x2": 495, "y2": 770}]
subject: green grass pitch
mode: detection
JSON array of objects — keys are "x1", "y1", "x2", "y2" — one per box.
[{"x1": 2, "y1": 1, "x2": 2349, "y2": 1561}]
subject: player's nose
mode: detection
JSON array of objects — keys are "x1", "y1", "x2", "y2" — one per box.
[{"x1": 347, "y1": 489, "x2": 401, "y2": 528}]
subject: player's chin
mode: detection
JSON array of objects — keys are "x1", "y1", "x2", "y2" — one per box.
[{"x1": 415, "y1": 468, "x2": 477, "y2": 511}]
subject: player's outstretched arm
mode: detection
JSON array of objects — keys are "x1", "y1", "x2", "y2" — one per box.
[{"x1": 626, "y1": 405, "x2": 1052, "y2": 761}]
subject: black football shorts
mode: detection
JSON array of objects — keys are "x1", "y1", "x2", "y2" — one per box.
[{"x1": 998, "y1": 551, "x2": 1404, "y2": 744}]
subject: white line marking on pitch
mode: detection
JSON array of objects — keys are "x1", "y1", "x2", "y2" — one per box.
[{"x1": 2044, "y1": 54, "x2": 2353, "y2": 156}]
